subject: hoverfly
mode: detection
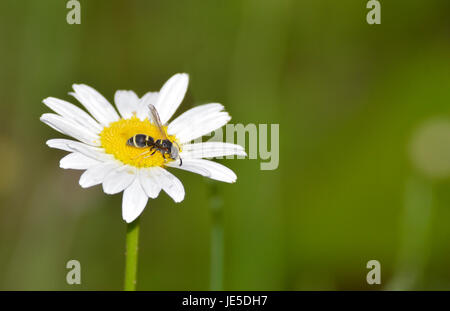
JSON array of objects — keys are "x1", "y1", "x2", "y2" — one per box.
[{"x1": 126, "y1": 104, "x2": 182, "y2": 166}]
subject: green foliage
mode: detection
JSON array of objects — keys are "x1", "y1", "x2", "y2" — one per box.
[{"x1": 0, "y1": 0, "x2": 449, "y2": 290}]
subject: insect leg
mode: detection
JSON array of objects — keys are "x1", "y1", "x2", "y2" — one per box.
[
  {"x1": 132, "y1": 149, "x2": 151, "y2": 160},
  {"x1": 143, "y1": 149, "x2": 159, "y2": 159}
]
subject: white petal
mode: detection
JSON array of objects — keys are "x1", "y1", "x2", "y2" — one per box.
[
  {"x1": 166, "y1": 159, "x2": 237, "y2": 183},
  {"x1": 79, "y1": 162, "x2": 120, "y2": 188},
  {"x1": 122, "y1": 178, "x2": 148, "y2": 223},
  {"x1": 150, "y1": 167, "x2": 185, "y2": 202},
  {"x1": 46, "y1": 138, "x2": 108, "y2": 163},
  {"x1": 65, "y1": 141, "x2": 114, "y2": 162},
  {"x1": 43, "y1": 97, "x2": 103, "y2": 134},
  {"x1": 140, "y1": 91, "x2": 159, "y2": 106},
  {"x1": 40, "y1": 113, "x2": 101, "y2": 146},
  {"x1": 154, "y1": 73, "x2": 189, "y2": 124},
  {"x1": 71, "y1": 84, "x2": 120, "y2": 126},
  {"x1": 114, "y1": 90, "x2": 140, "y2": 119},
  {"x1": 138, "y1": 92, "x2": 159, "y2": 120},
  {"x1": 139, "y1": 168, "x2": 162, "y2": 198},
  {"x1": 167, "y1": 104, "x2": 231, "y2": 143},
  {"x1": 60, "y1": 152, "x2": 100, "y2": 170},
  {"x1": 46, "y1": 138, "x2": 79, "y2": 152},
  {"x1": 102, "y1": 165, "x2": 136, "y2": 195},
  {"x1": 168, "y1": 103, "x2": 224, "y2": 134},
  {"x1": 180, "y1": 142, "x2": 247, "y2": 159},
  {"x1": 177, "y1": 114, "x2": 230, "y2": 144}
]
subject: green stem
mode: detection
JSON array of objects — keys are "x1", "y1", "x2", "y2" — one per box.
[
  {"x1": 124, "y1": 217, "x2": 140, "y2": 291},
  {"x1": 209, "y1": 183, "x2": 224, "y2": 291}
]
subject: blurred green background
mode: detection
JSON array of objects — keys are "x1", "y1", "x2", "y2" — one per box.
[{"x1": 0, "y1": 0, "x2": 449, "y2": 290}]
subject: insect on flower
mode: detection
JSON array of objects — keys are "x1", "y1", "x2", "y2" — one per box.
[
  {"x1": 126, "y1": 104, "x2": 182, "y2": 166},
  {"x1": 40, "y1": 73, "x2": 246, "y2": 223}
]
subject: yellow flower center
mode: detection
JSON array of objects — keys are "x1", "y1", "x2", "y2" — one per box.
[{"x1": 100, "y1": 116, "x2": 179, "y2": 168}]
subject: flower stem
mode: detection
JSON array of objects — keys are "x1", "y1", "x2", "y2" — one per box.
[
  {"x1": 124, "y1": 217, "x2": 140, "y2": 291},
  {"x1": 209, "y1": 183, "x2": 224, "y2": 291}
]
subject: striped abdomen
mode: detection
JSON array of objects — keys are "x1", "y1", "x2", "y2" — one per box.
[{"x1": 126, "y1": 134, "x2": 154, "y2": 148}]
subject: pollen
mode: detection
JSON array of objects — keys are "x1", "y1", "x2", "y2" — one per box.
[{"x1": 100, "y1": 116, "x2": 179, "y2": 168}]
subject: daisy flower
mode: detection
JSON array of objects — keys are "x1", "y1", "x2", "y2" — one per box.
[{"x1": 40, "y1": 73, "x2": 246, "y2": 223}]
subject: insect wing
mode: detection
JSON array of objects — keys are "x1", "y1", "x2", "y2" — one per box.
[{"x1": 148, "y1": 104, "x2": 167, "y2": 139}]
